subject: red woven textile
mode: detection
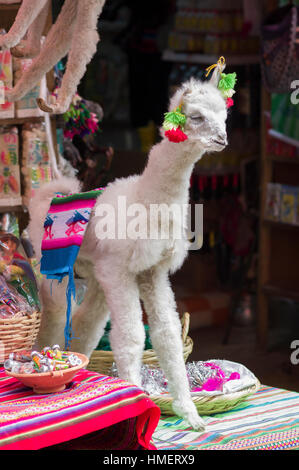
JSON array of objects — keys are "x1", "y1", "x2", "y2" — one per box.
[{"x1": 0, "y1": 368, "x2": 160, "y2": 450}]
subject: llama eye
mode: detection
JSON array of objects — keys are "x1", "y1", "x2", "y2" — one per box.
[{"x1": 190, "y1": 116, "x2": 204, "y2": 122}]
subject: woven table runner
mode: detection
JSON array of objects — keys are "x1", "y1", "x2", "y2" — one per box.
[
  {"x1": 154, "y1": 385, "x2": 299, "y2": 450},
  {"x1": 0, "y1": 368, "x2": 160, "y2": 450}
]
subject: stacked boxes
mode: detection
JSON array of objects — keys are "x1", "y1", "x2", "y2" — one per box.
[
  {"x1": 21, "y1": 123, "x2": 52, "y2": 207},
  {"x1": 0, "y1": 126, "x2": 21, "y2": 206},
  {"x1": 265, "y1": 183, "x2": 299, "y2": 225},
  {"x1": 167, "y1": 1, "x2": 259, "y2": 54}
]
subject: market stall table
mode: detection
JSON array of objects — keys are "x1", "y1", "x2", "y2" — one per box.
[
  {"x1": 153, "y1": 385, "x2": 299, "y2": 450},
  {"x1": 0, "y1": 368, "x2": 160, "y2": 450}
]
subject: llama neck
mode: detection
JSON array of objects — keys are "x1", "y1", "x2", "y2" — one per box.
[{"x1": 140, "y1": 139, "x2": 204, "y2": 204}]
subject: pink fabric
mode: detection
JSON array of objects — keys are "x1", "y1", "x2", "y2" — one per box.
[{"x1": 48, "y1": 199, "x2": 96, "y2": 213}]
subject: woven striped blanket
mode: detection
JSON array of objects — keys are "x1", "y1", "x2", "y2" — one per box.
[
  {"x1": 0, "y1": 368, "x2": 160, "y2": 450},
  {"x1": 154, "y1": 385, "x2": 299, "y2": 450},
  {"x1": 40, "y1": 188, "x2": 104, "y2": 349}
]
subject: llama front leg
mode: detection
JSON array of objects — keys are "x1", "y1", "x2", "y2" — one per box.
[
  {"x1": 0, "y1": 0, "x2": 48, "y2": 50},
  {"x1": 96, "y1": 268, "x2": 145, "y2": 387},
  {"x1": 139, "y1": 268, "x2": 205, "y2": 431},
  {"x1": 11, "y1": 1, "x2": 50, "y2": 58},
  {"x1": 38, "y1": 0, "x2": 106, "y2": 114},
  {"x1": 5, "y1": 0, "x2": 77, "y2": 103}
]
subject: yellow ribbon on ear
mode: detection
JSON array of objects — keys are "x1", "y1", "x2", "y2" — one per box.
[{"x1": 205, "y1": 56, "x2": 226, "y2": 78}]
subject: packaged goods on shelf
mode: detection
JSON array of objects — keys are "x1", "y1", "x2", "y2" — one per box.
[
  {"x1": 0, "y1": 49, "x2": 14, "y2": 119},
  {"x1": 174, "y1": 8, "x2": 243, "y2": 34},
  {"x1": 265, "y1": 183, "x2": 299, "y2": 226},
  {"x1": 168, "y1": 31, "x2": 260, "y2": 55},
  {"x1": 280, "y1": 185, "x2": 297, "y2": 225},
  {"x1": 0, "y1": 126, "x2": 21, "y2": 206},
  {"x1": 265, "y1": 183, "x2": 281, "y2": 222},
  {"x1": 13, "y1": 58, "x2": 47, "y2": 118},
  {"x1": 168, "y1": 4, "x2": 259, "y2": 55},
  {"x1": 21, "y1": 123, "x2": 53, "y2": 206}
]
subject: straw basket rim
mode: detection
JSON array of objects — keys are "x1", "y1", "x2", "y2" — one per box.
[
  {"x1": 0, "y1": 310, "x2": 41, "y2": 363},
  {"x1": 88, "y1": 312, "x2": 193, "y2": 374},
  {"x1": 150, "y1": 379, "x2": 261, "y2": 415},
  {"x1": 0, "y1": 309, "x2": 41, "y2": 324}
]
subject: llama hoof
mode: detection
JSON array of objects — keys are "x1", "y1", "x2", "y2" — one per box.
[
  {"x1": 172, "y1": 399, "x2": 206, "y2": 431},
  {"x1": 10, "y1": 46, "x2": 25, "y2": 58},
  {"x1": 185, "y1": 411, "x2": 205, "y2": 431},
  {"x1": 37, "y1": 98, "x2": 69, "y2": 115},
  {"x1": 37, "y1": 98, "x2": 53, "y2": 113},
  {"x1": 0, "y1": 37, "x2": 16, "y2": 50},
  {"x1": 11, "y1": 45, "x2": 39, "y2": 58}
]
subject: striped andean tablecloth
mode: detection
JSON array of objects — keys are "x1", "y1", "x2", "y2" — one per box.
[
  {"x1": 0, "y1": 367, "x2": 160, "y2": 450},
  {"x1": 154, "y1": 385, "x2": 299, "y2": 450}
]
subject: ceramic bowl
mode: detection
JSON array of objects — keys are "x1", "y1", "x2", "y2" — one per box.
[{"x1": 5, "y1": 352, "x2": 89, "y2": 394}]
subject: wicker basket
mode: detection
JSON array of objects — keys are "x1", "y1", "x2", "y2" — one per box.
[
  {"x1": 88, "y1": 312, "x2": 193, "y2": 375},
  {"x1": 0, "y1": 311, "x2": 41, "y2": 363},
  {"x1": 150, "y1": 380, "x2": 260, "y2": 416}
]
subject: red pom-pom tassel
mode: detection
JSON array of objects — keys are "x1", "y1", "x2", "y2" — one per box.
[
  {"x1": 226, "y1": 97, "x2": 234, "y2": 108},
  {"x1": 165, "y1": 127, "x2": 188, "y2": 143}
]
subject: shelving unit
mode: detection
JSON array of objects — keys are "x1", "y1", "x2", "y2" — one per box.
[
  {"x1": 257, "y1": 88, "x2": 299, "y2": 347},
  {"x1": 162, "y1": 49, "x2": 261, "y2": 66},
  {"x1": 161, "y1": 4, "x2": 263, "y2": 337}
]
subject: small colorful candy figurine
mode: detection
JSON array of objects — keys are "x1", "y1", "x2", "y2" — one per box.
[{"x1": 4, "y1": 345, "x2": 83, "y2": 374}]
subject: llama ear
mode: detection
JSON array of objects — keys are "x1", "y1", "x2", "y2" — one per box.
[
  {"x1": 209, "y1": 61, "x2": 226, "y2": 88},
  {"x1": 183, "y1": 87, "x2": 192, "y2": 97},
  {"x1": 182, "y1": 83, "x2": 193, "y2": 98}
]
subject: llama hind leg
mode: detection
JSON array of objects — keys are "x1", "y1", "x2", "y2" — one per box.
[
  {"x1": 11, "y1": 1, "x2": 50, "y2": 58},
  {"x1": 138, "y1": 268, "x2": 205, "y2": 431},
  {"x1": 70, "y1": 281, "x2": 109, "y2": 358},
  {"x1": 35, "y1": 278, "x2": 68, "y2": 350},
  {"x1": 6, "y1": 0, "x2": 77, "y2": 103},
  {"x1": 95, "y1": 269, "x2": 145, "y2": 387},
  {"x1": 38, "y1": 0, "x2": 106, "y2": 114},
  {"x1": 0, "y1": 0, "x2": 48, "y2": 50}
]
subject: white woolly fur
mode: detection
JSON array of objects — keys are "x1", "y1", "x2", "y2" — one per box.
[{"x1": 29, "y1": 73, "x2": 228, "y2": 430}]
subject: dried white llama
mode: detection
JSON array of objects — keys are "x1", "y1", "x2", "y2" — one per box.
[{"x1": 28, "y1": 63, "x2": 234, "y2": 431}]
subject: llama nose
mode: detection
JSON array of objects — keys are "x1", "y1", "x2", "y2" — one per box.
[{"x1": 217, "y1": 133, "x2": 227, "y2": 146}]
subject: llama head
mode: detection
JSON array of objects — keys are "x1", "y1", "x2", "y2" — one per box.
[{"x1": 163, "y1": 61, "x2": 236, "y2": 154}]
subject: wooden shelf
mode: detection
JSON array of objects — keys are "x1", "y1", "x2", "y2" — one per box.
[
  {"x1": 268, "y1": 155, "x2": 299, "y2": 164},
  {"x1": 268, "y1": 129, "x2": 299, "y2": 149},
  {"x1": 263, "y1": 219, "x2": 299, "y2": 232},
  {"x1": 0, "y1": 116, "x2": 44, "y2": 126},
  {"x1": 262, "y1": 283, "x2": 299, "y2": 303},
  {"x1": 0, "y1": 3, "x2": 20, "y2": 11},
  {"x1": 0, "y1": 205, "x2": 24, "y2": 214},
  {"x1": 162, "y1": 50, "x2": 260, "y2": 65}
]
